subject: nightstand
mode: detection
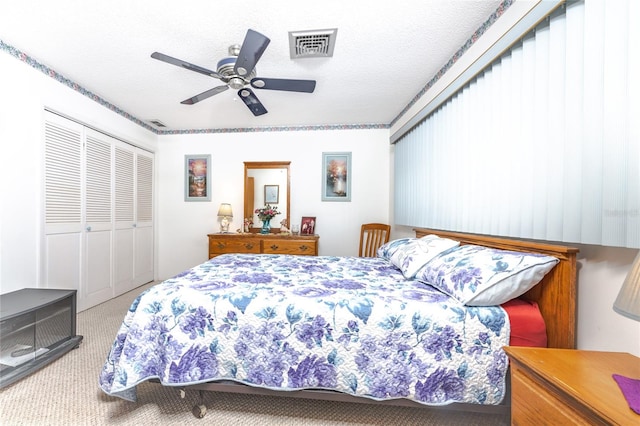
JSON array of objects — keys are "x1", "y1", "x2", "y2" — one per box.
[{"x1": 504, "y1": 347, "x2": 639, "y2": 425}]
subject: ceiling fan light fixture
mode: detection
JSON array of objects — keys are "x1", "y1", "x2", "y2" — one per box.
[
  {"x1": 229, "y1": 77, "x2": 245, "y2": 90},
  {"x1": 228, "y1": 44, "x2": 241, "y2": 56},
  {"x1": 151, "y1": 29, "x2": 315, "y2": 116}
]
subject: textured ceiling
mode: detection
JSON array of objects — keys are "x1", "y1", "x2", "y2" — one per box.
[{"x1": 0, "y1": 0, "x2": 504, "y2": 132}]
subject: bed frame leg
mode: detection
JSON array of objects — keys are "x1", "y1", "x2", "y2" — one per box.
[{"x1": 179, "y1": 388, "x2": 207, "y2": 419}]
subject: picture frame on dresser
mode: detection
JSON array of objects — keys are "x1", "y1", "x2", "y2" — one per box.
[
  {"x1": 322, "y1": 152, "x2": 351, "y2": 202},
  {"x1": 300, "y1": 217, "x2": 316, "y2": 235},
  {"x1": 185, "y1": 154, "x2": 211, "y2": 202}
]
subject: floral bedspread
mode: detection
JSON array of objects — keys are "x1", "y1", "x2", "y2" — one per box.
[{"x1": 99, "y1": 254, "x2": 510, "y2": 405}]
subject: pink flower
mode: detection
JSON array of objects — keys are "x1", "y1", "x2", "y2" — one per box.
[{"x1": 255, "y1": 204, "x2": 281, "y2": 221}]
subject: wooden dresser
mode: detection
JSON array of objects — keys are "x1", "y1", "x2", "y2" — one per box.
[
  {"x1": 208, "y1": 233, "x2": 319, "y2": 259},
  {"x1": 504, "y1": 347, "x2": 640, "y2": 425}
]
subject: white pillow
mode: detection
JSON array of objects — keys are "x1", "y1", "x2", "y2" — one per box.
[
  {"x1": 376, "y1": 238, "x2": 415, "y2": 259},
  {"x1": 388, "y1": 235, "x2": 460, "y2": 279},
  {"x1": 415, "y1": 244, "x2": 559, "y2": 306}
]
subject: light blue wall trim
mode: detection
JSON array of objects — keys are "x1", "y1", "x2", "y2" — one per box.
[
  {"x1": 389, "y1": 0, "x2": 514, "y2": 130},
  {"x1": 0, "y1": 39, "x2": 159, "y2": 134},
  {"x1": 156, "y1": 123, "x2": 390, "y2": 134},
  {"x1": 390, "y1": 0, "x2": 563, "y2": 143},
  {"x1": 0, "y1": 0, "x2": 511, "y2": 135}
]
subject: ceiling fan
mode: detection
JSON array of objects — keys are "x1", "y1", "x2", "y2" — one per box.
[{"x1": 151, "y1": 29, "x2": 316, "y2": 116}]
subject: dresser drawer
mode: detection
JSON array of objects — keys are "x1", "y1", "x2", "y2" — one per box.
[
  {"x1": 510, "y1": 364, "x2": 589, "y2": 425},
  {"x1": 208, "y1": 233, "x2": 319, "y2": 259},
  {"x1": 209, "y1": 238, "x2": 260, "y2": 256},
  {"x1": 261, "y1": 239, "x2": 317, "y2": 255}
]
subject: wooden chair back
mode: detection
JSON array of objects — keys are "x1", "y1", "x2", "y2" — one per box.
[{"x1": 358, "y1": 223, "x2": 391, "y2": 257}]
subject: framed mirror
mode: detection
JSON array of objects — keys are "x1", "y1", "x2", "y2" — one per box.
[{"x1": 244, "y1": 161, "x2": 290, "y2": 233}]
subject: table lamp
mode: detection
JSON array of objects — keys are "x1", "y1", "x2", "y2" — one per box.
[
  {"x1": 613, "y1": 251, "x2": 640, "y2": 321},
  {"x1": 611, "y1": 250, "x2": 640, "y2": 415},
  {"x1": 217, "y1": 203, "x2": 233, "y2": 233}
]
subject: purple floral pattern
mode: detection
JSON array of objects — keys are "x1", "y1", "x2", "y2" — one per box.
[
  {"x1": 415, "y1": 245, "x2": 559, "y2": 306},
  {"x1": 99, "y1": 254, "x2": 509, "y2": 406}
]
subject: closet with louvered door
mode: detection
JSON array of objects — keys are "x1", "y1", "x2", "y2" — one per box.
[
  {"x1": 43, "y1": 114, "x2": 84, "y2": 307},
  {"x1": 113, "y1": 141, "x2": 154, "y2": 295},
  {"x1": 43, "y1": 111, "x2": 154, "y2": 311},
  {"x1": 134, "y1": 150, "x2": 154, "y2": 286},
  {"x1": 82, "y1": 128, "x2": 115, "y2": 309},
  {"x1": 112, "y1": 140, "x2": 134, "y2": 297}
]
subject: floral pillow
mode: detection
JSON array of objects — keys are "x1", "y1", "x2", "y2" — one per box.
[
  {"x1": 380, "y1": 235, "x2": 460, "y2": 279},
  {"x1": 415, "y1": 244, "x2": 559, "y2": 306},
  {"x1": 377, "y1": 238, "x2": 415, "y2": 260}
]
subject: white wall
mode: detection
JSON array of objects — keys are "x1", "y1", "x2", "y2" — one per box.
[
  {"x1": 155, "y1": 129, "x2": 390, "y2": 279},
  {"x1": 0, "y1": 52, "x2": 157, "y2": 295},
  {"x1": 575, "y1": 245, "x2": 640, "y2": 356},
  {"x1": 2, "y1": 3, "x2": 638, "y2": 358}
]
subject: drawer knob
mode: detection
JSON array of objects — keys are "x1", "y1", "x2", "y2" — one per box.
[
  {"x1": 270, "y1": 244, "x2": 279, "y2": 250},
  {"x1": 217, "y1": 242, "x2": 225, "y2": 249},
  {"x1": 299, "y1": 245, "x2": 309, "y2": 251},
  {"x1": 245, "y1": 243, "x2": 254, "y2": 249}
]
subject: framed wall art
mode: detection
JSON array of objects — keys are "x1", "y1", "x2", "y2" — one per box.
[
  {"x1": 185, "y1": 154, "x2": 211, "y2": 202},
  {"x1": 300, "y1": 217, "x2": 316, "y2": 235},
  {"x1": 264, "y1": 184, "x2": 279, "y2": 204},
  {"x1": 322, "y1": 152, "x2": 351, "y2": 202}
]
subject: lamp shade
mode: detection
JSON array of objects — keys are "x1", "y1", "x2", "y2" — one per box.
[
  {"x1": 217, "y1": 203, "x2": 233, "y2": 218},
  {"x1": 613, "y1": 251, "x2": 640, "y2": 321}
]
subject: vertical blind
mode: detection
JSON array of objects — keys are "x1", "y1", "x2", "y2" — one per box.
[{"x1": 394, "y1": 0, "x2": 639, "y2": 248}]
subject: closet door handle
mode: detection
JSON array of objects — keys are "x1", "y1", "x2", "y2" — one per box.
[{"x1": 86, "y1": 226, "x2": 92, "y2": 231}]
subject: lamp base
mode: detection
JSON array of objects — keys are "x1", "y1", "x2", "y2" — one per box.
[{"x1": 220, "y1": 217, "x2": 230, "y2": 233}]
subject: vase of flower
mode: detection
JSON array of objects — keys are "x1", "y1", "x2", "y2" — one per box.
[
  {"x1": 255, "y1": 204, "x2": 280, "y2": 235},
  {"x1": 261, "y1": 218, "x2": 271, "y2": 234}
]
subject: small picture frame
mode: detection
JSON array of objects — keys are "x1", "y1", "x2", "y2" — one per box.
[
  {"x1": 264, "y1": 184, "x2": 279, "y2": 204},
  {"x1": 322, "y1": 152, "x2": 351, "y2": 202},
  {"x1": 300, "y1": 217, "x2": 316, "y2": 235},
  {"x1": 185, "y1": 154, "x2": 211, "y2": 202}
]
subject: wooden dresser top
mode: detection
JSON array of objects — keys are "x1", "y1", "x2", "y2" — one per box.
[
  {"x1": 505, "y1": 347, "x2": 640, "y2": 424},
  {"x1": 208, "y1": 233, "x2": 318, "y2": 240}
]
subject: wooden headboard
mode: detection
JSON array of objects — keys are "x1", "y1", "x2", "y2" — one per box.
[{"x1": 414, "y1": 228, "x2": 578, "y2": 349}]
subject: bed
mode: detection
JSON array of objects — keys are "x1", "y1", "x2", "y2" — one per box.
[{"x1": 99, "y1": 228, "x2": 578, "y2": 418}]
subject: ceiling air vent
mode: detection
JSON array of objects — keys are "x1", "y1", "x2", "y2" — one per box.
[
  {"x1": 289, "y1": 28, "x2": 337, "y2": 59},
  {"x1": 148, "y1": 119, "x2": 166, "y2": 128}
]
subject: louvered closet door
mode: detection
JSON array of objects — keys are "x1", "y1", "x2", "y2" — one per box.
[
  {"x1": 43, "y1": 114, "x2": 83, "y2": 296},
  {"x1": 44, "y1": 112, "x2": 154, "y2": 309},
  {"x1": 134, "y1": 149, "x2": 154, "y2": 285},
  {"x1": 113, "y1": 141, "x2": 136, "y2": 295},
  {"x1": 113, "y1": 142, "x2": 154, "y2": 292},
  {"x1": 83, "y1": 128, "x2": 114, "y2": 308}
]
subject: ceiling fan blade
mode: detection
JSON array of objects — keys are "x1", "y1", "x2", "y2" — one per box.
[
  {"x1": 238, "y1": 88, "x2": 267, "y2": 116},
  {"x1": 234, "y1": 29, "x2": 270, "y2": 77},
  {"x1": 181, "y1": 85, "x2": 229, "y2": 105},
  {"x1": 151, "y1": 52, "x2": 223, "y2": 79},
  {"x1": 251, "y1": 78, "x2": 316, "y2": 93}
]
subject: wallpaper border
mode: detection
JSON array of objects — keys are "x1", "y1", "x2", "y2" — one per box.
[{"x1": 0, "y1": 0, "x2": 511, "y2": 135}]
